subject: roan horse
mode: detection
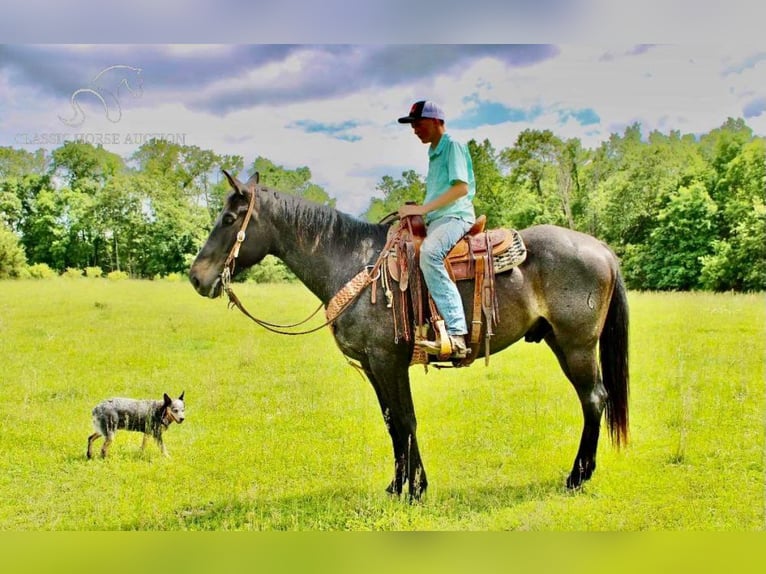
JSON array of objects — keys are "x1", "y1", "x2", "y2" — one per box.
[{"x1": 189, "y1": 171, "x2": 629, "y2": 499}]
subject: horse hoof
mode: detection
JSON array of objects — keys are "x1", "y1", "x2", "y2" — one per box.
[
  {"x1": 566, "y1": 474, "x2": 583, "y2": 489},
  {"x1": 566, "y1": 469, "x2": 594, "y2": 489},
  {"x1": 408, "y1": 487, "x2": 426, "y2": 502},
  {"x1": 386, "y1": 480, "x2": 402, "y2": 496}
]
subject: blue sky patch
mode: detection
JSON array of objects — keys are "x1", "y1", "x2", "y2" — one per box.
[
  {"x1": 451, "y1": 101, "x2": 543, "y2": 129},
  {"x1": 558, "y1": 108, "x2": 600, "y2": 126},
  {"x1": 289, "y1": 119, "x2": 362, "y2": 142},
  {"x1": 743, "y1": 96, "x2": 766, "y2": 118}
]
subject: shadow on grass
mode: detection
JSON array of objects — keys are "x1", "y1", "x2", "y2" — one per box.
[{"x1": 151, "y1": 475, "x2": 582, "y2": 531}]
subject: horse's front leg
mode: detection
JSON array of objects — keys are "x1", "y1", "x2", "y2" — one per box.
[{"x1": 364, "y1": 351, "x2": 428, "y2": 500}]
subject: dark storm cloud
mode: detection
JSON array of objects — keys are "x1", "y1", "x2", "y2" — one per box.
[
  {"x1": 0, "y1": 45, "x2": 300, "y2": 99},
  {"x1": 0, "y1": 0, "x2": 583, "y2": 42},
  {"x1": 188, "y1": 45, "x2": 559, "y2": 114},
  {"x1": 1, "y1": 44, "x2": 559, "y2": 116}
]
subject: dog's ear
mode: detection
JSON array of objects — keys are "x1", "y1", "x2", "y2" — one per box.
[
  {"x1": 163, "y1": 393, "x2": 172, "y2": 406},
  {"x1": 179, "y1": 391, "x2": 185, "y2": 401}
]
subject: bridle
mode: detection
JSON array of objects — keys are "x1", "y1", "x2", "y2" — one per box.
[
  {"x1": 220, "y1": 180, "x2": 258, "y2": 295},
  {"x1": 218, "y1": 179, "x2": 330, "y2": 335},
  {"x1": 217, "y1": 178, "x2": 401, "y2": 337}
]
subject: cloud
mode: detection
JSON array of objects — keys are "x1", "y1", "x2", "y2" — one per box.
[
  {"x1": 185, "y1": 45, "x2": 559, "y2": 115},
  {"x1": 0, "y1": 45, "x2": 300, "y2": 100},
  {"x1": 0, "y1": 1, "x2": 584, "y2": 42},
  {"x1": 0, "y1": 45, "x2": 559, "y2": 118},
  {"x1": 2, "y1": 43, "x2": 765, "y2": 216}
]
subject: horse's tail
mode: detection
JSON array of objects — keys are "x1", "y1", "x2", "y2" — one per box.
[{"x1": 600, "y1": 268, "x2": 630, "y2": 449}]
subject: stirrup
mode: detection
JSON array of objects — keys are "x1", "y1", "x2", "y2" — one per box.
[{"x1": 417, "y1": 335, "x2": 470, "y2": 360}]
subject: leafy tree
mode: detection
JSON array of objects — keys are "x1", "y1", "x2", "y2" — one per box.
[
  {"x1": 700, "y1": 203, "x2": 766, "y2": 292},
  {"x1": 0, "y1": 147, "x2": 48, "y2": 178},
  {"x1": 700, "y1": 138, "x2": 766, "y2": 291},
  {"x1": 499, "y1": 129, "x2": 591, "y2": 229},
  {"x1": 624, "y1": 182, "x2": 718, "y2": 290},
  {"x1": 700, "y1": 118, "x2": 753, "y2": 202},
  {"x1": 252, "y1": 157, "x2": 335, "y2": 207},
  {"x1": 1, "y1": 119, "x2": 763, "y2": 290},
  {"x1": 17, "y1": 187, "x2": 63, "y2": 269},
  {"x1": 1, "y1": 148, "x2": 52, "y2": 234},
  {"x1": 131, "y1": 141, "x2": 241, "y2": 276},
  {"x1": 598, "y1": 125, "x2": 709, "y2": 256},
  {"x1": 362, "y1": 170, "x2": 425, "y2": 223},
  {"x1": 51, "y1": 141, "x2": 124, "y2": 189},
  {"x1": 468, "y1": 138, "x2": 511, "y2": 228},
  {"x1": 0, "y1": 180, "x2": 23, "y2": 231},
  {"x1": 0, "y1": 224, "x2": 27, "y2": 278},
  {"x1": 243, "y1": 255, "x2": 297, "y2": 283}
]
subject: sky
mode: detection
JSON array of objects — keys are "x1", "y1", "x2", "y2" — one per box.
[{"x1": 1, "y1": 5, "x2": 764, "y2": 216}]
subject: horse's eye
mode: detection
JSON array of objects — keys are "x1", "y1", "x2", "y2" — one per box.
[{"x1": 222, "y1": 213, "x2": 237, "y2": 226}]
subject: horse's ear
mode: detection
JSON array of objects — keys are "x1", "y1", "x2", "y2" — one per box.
[
  {"x1": 245, "y1": 171, "x2": 260, "y2": 188},
  {"x1": 222, "y1": 169, "x2": 245, "y2": 195}
]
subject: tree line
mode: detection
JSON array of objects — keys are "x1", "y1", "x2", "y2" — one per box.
[{"x1": 1, "y1": 117, "x2": 764, "y2": 291}]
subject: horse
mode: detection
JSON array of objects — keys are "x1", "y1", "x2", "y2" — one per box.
[{"x1": 189, "y1": 171, "x2": 629, "y2": 500}]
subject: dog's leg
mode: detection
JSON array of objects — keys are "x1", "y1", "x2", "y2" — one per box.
[
  {"x1": 101, "y1": 435, "x2": 114, "y2": 458},
  {"x1": 141, "y1": 433, "x2": 150, "y2": 451},
  {"x1": 158, "y1": 437, "x2": 169, "y2": 457},
  {"x1": 87, "y1": 433, "x2": 101, "y2": 459}
]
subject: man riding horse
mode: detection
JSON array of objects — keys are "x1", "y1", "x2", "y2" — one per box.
[{"x1": 396, "y1": 100, "x2": 476, "y2": 360}]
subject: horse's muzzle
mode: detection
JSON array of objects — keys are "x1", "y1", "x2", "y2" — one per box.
[{"x1": 189, "y1": 268, "x2": 223, "y2": 299}]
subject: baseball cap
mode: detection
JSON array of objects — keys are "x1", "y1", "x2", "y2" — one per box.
[{"x1": 397, "y1": 100, "x2": 445, "y2": 123}]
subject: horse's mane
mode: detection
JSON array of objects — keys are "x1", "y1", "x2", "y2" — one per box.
[{"x1": 260, "y1": 187, "x2": 387, "y2": 251}]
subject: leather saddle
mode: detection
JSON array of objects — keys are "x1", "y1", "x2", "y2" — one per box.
[
  {"x1": 386, "y1": 214, "x2": 524, "y2": 284},
  {"x1": 381, "y1": 214, "x2": 527, "y2": 367}
]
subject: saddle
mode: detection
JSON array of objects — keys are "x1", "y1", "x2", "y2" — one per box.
[{"x1": 382, "y1": 214, "x2": 527, "y2": 367}]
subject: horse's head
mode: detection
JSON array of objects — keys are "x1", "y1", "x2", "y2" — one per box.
[{"x1": 189, "y1": 169, "x2": 270, "y2": 298}]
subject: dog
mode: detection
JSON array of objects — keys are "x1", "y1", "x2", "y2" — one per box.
[{"x1": 87, "y1": 391, "x2": 185, "y2": 459}]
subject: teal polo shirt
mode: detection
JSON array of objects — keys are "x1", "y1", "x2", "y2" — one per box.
[{"x1": 425, "y1": 132, "x2": 476, "y2": 225}]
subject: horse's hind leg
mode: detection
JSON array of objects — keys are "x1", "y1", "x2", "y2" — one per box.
[
  {"x1": 547, "y1": 338, "x2": 607, "y2": 489},
  {"x1": 364, "y1": 352, "x2": 428, "y2": 500}
]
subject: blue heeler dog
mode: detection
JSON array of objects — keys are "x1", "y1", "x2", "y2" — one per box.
[{"x1": 87, "y1": 392, "x2": 185, "y2": 459}]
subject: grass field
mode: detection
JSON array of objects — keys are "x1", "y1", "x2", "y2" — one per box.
[{"x1": 0, "y1": 279, "x2": 763, "y2": 530}]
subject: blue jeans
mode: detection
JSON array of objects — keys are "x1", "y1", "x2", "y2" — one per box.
[{"x1": 420, "y1": 217, "x2": 473, "y2": 335}]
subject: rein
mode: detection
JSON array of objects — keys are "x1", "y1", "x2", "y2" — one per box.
[
  {"x1": 219, "y1": 181, "x2": 396, "y2": 336},
  {"x1": 219, "y1": 181, "x2": 329, "y2": 335}
]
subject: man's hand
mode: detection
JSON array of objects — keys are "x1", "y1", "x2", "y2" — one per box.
[{"x1": 398, "y1": 203, "x2": 426, "y2": 218}]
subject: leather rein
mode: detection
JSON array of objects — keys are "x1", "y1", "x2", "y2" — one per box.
[{"x1": 220, "y1": 181, "x2": 381, "y2": 336}]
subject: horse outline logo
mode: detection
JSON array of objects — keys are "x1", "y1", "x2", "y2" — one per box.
[{"x1": 59, "y1": 65, "x2": 144, "y2": 127}]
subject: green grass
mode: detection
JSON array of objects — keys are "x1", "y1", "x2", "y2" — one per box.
[{"x1": 0, "y1": 279, "x2": 763, "y2": 530}]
